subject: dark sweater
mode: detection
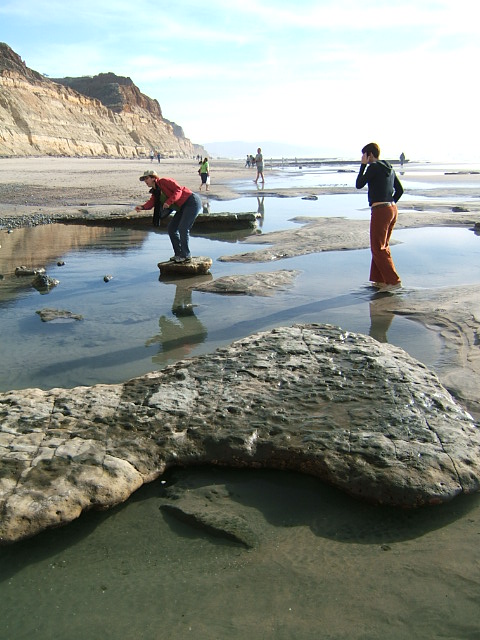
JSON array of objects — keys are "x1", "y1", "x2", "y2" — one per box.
[{"x1": 356, "y1": 160, "x2": 404, "y2": 205}]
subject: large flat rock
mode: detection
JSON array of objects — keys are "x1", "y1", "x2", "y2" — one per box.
[
  {"x1": 1, "y1": 324, "x2": 479, "y2": 544},
  {"x1": 192, "y1": 269, "x2": 300, "y2": 296}
]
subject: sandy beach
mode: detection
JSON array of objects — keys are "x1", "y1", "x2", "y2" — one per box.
[
  {"x1": 2, "y1": 156, "x2": 480, "y2": 640},
  {"x1": 2, "y1": 155, "x2": 480, "y2": 216}
]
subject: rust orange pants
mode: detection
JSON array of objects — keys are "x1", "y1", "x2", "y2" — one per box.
[{"x1": 369, "y1": 203, "x2": 401, "y2": 285}]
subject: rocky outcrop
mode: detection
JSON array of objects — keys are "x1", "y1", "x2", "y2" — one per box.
[
  {"x1": 218, "y1": 217, "x2": 373, "y2": 262},
  {"x1": 52, "y1": 72, "x2": 164, "y2": 117},
  {"x1": 1, "y1": 324, "x2": 479, "y2": 544},
  {"x1": 158, "y1": 256, "x2": 213, "y2": 276},
  {"x1": 0, "y1": 43, "x2": 205, "y2": 158},
  {"x1": 36, "y1": 308, "x2": 84, "y2": 322},
  {"x1": 192, "y1": 269, "x2": 301, "y2": 296}
]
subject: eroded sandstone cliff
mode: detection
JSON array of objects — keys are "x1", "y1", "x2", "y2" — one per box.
[{"x1": 0, "y1": 43, "x2": 204, "y2": 158}]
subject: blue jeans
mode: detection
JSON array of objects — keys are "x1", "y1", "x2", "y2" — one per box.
[{"x1": 167, "y1": 193, "x2": 202, "y2": 259}]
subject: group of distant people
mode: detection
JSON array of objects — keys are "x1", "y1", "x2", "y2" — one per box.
[
  {"x1": 135, "y1": 140, "x2": 403, "y2": 292},
  {"x1": 149, "y1": 150, "x2": 161, "y2": 163}
]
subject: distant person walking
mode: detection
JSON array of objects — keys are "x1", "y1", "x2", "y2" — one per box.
[
  {"x1": 399, "y1": 151, "x2": 406, "y2": 167},
  {"x1": 356, "y1": 142, "x2": 404, "y2": 291},
  {"x1": 254, "y1": 147, "x2": 264, "y2": 184},
  {"x1": 135, "y1": 170, "x2": 201, "y2": 263},
  {"x1": 149, "y1": 150, "x2": 155, "y2": 162},
  {"x1": 198, "y1": 157, "x2": 210, "y2": 191},
  {"x1": 157, "y1": 152, "x2": 161, "y2": 163}
]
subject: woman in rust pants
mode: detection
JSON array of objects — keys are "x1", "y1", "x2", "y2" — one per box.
[
  {"x1": 369, "y1": 202, "x2": 401, "y2": 286},
  {"x1": 356, "y1": 142, "x2": 404, "y2": 289}
]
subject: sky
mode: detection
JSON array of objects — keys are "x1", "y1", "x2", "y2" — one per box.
[{"x1": 1, "y1": 0, "x2": 479, "y2": 161}]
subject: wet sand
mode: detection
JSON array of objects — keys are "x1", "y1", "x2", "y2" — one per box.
[{"x1": 1, "y1": 156, "x2": 480, "y2": 639}]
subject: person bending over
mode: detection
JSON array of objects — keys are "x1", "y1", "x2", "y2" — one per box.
[{"x1": 136, "y1": 170, "x2": 201, "y2": 263}]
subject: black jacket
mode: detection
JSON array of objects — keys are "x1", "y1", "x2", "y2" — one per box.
[
  {"x1": 149, "y1": 186, "x2": 172, "y2": 226},
  {"x1": 356, "y1": 160, "x2": 404, "y2": 205}
]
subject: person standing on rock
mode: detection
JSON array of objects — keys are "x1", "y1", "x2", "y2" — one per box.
[
  {"x1": 356, "y1": 142, "x2": 404, "y2": 291},
  {"x1": 135, "y1": 170, "x2": 201, "y2": 263}
]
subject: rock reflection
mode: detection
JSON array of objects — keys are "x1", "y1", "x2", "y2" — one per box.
[{"x1": 147, "y1": 276, "x2": 210, "y2": 364}]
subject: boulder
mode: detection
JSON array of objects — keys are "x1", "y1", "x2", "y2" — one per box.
[
  {"x1": 15, "y1": 266, "x2": 45, "y2": 277},
  {"x1": 31, "y1": 273, "x2": 59, "y2": 293},
  {"x1": 36, "y1": 308, "x2": 83, "y2": 323},
  {"x1": 1, "y1": 324, "x2": 479, "y2": 544},
  {"x1": 158, "y1": 256, "x2": 213, "y2": 276}
]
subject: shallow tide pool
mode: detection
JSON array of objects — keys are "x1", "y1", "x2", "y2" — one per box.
[
  {"x1": 1, "y1": 194, "x2": 479, "y2": 392},
  {"x1": 2, "y1": 190, "x2": 480, "y2": 640}
]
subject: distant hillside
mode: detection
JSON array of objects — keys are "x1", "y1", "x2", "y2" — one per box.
[{"x1": 0, "y1": 42, "x2": 205, "y2": 158}]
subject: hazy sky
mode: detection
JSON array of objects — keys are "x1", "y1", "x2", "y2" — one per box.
[{"x1": 1, "y1": 0, "x2": 478, "y2": 160}]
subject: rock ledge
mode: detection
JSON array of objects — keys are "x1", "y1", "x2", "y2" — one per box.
[{"x1": 1, "y1": 324, "x2": 479, "y2": 544}]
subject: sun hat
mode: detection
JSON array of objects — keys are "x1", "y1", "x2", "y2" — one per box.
[{"x1": 139, "y1": 170, "x2": 158, "y2": 181}]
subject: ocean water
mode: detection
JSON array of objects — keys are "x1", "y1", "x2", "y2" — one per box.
[
  {"x1": 1, "y1": 168, "x2": 480, "y2": 639},
  {"x1": 234, "y1": 160, "x2": 480, "y2": 190}
]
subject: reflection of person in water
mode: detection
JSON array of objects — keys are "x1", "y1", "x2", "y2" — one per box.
[
  {"x1": 256, "y1": 194, "x2": 265, "y2": 228},
  {"x1": 146, "y1": 281, "x2": 208, "y2": 365},
  {"x1": 368, "y1": 300, "x2": 395, "y2": 343}
]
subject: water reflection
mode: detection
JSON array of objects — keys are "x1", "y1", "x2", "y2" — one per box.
[
  {"x1": 0, "y1": 224, "x2": 148, "y2": 305},
  {"x1": 147, "y1": 275, "x2": 209, "y2": 365},
  {"x1": 1, "y1": 215, "x2": 476, "y2": 392},
  {"x1": 256, "y1": 193, "x2": 265, "y2": 228},
  {"x1": 368, "y1": 298, "x2": 395, "y2": 343}
]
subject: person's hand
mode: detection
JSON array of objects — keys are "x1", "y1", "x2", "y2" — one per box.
[
  {"x1": 361, "y1": 152, "x2": 368, "y2": 164},
  {"x1": 163, "y1": 203, "x2": 170, "y2": 209},
  {"x1": 135, "y1": 206, "x2": 143, "y2": 212}
]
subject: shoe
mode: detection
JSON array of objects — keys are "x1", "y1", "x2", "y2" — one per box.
[
  {"x1": 371, "y1": 282, "x2": 384, "y2": 289},
  {"x1": 380, "y1": 282, "x2": 402, "y2": 292},
  {"x1": 173, "y1": 256, "x2": 185, "y2": 263},
  {"x1": 169, "y1": 256, "x2": 177, "y2": 261},
  {"x1": 183, "y1": 256, "x2": 192, "y2": 263}
]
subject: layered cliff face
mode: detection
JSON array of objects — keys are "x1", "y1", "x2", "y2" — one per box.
[
  {"x1": 0, "y1": 43, "x2": 204, "y2": 158},
  {"x1": 53, "y1": 72, "x2": 164, "y2": 116}
]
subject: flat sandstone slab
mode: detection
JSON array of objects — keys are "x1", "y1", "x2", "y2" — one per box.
[
  {"x1": 192, "y1": 269, "x2": 301, "y2": 296},
  {"x1": 1, "y1": 324, "x2": 479, "y2": 544},
  {"x1": 158, "y1": 256, "x2": 213, "y2": 276}
]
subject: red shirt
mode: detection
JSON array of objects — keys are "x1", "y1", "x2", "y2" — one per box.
[{"x1": 142, "y1": 177, "x2": 193, "y2": 210}]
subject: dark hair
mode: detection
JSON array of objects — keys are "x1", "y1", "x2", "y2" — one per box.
[{"x1": 361, "y1": 142, "x2": 380, "y2": 158}]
